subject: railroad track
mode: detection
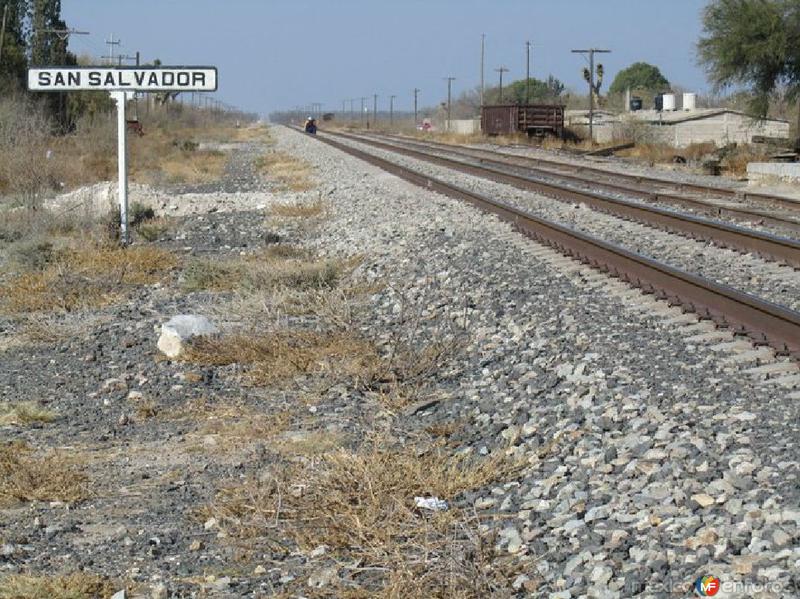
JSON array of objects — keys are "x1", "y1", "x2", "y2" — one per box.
[
  {"x1": 300, "y1": 127, "x2": 800, "y2": 358},
  {"x1": 374, "y1": 131, "x2": 800, "y2": 220},
  {"x1": 327, "y1": 129, "x2": 800, "y2": 268}
]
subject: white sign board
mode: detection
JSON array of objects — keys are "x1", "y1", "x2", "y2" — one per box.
[{"x1": 27, "y1": 66, "x2": 217, "y2": 92}]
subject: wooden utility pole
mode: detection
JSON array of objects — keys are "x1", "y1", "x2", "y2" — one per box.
[
  {"x1": 413, "y1": 88, "x2": 420, "y2": 126},
  {"x1": 480, "y1": 33, "x2": 485, "y2": 108},
  {"x1": 495, "y1": 66, "x2": 508, "y2": 102},
  {"x1": 444, "y1": 76, "x2": 455, "y2": 131},
  {"x1": 389, "y1": 94, "x2": 396, "y2": 126},
  {"x1": 525, "y1": 41, "x2": 532, "y2": 104},
  {"x1": 571, "y1": 48, "x2": 610, "y2": 145}
]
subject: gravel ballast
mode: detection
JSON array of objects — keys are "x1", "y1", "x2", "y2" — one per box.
[{"x1": 0, "y1": 124, "x2": 797, "y2": 597}]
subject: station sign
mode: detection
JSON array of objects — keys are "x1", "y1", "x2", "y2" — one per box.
[{"x1": 27, "y1": 66, "x2": 217, "y2": 92}]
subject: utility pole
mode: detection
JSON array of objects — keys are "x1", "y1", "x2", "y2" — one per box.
[
  {"x1": 349, "y1": 98, "x2": 355, "y2": 124},
  {"x1": 444, "y1": 76, "x2": 455, "y2": 132},
  {"x1": 361, "y1": 96, "x2": 367, "y2": 127},
  {"x1": 413, "y1": 88, "x2": 420, "y2": 126},
  {"x1": 389, "y1": 94, "x2": 396, "y2": 126},
  {"x1": 525, "y1": 41, "x2": 532, "y2": 105},
  {"x1": 0, "y1": 4, "x2": 8, "y2": 65},
  {"x1": 480, "y1": 33, "x2": 485, "y2": 108},
  {"x1": 104, "y1": 33, "x2": 121, "y2": 65},
  {"x1": 571, "y1": 48, "x2": 611, "y2": 145},
  {"x1": 373, "y1": 93, "x2": 378, "y2": 126},
  {"x1": 495, "y1": 67, "x2": 509, "y2": 102}
]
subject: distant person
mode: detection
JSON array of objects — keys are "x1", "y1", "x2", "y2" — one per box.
[{"x1": 304, "y1": 117, "x2": 317, "y2": 134}]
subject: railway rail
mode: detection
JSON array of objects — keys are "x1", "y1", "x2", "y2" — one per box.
[
  {"x1": 301, "y1": 127, "x2": 800, "y2": 358},
  {"x1": 327, "y1": 130, "x2": 800, "y2": 268},
  {"x1": 377, "y1": 131, "x2": 800, "y2": 217}
]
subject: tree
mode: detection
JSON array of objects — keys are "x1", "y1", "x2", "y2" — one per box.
[
  {"x1": 609, "y1": 62, "x2": 670, "y2": 95},
  {"x1": 0, "y1": 0, "x2": 30, "y2": 91},
  {"x1": 698, "y1": 0, "x2": 800, "y2": 140},
  {"x1": 485, "y1": 75, "x2": 566, "y2": 105}
]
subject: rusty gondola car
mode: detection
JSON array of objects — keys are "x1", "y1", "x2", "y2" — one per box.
[{"x1": 481, "y1": 104, "x2": 565, "y2": 138}]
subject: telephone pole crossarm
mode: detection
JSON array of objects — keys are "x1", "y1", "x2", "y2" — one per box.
[{"x1": 571, "y1": 48, "x2": 611, "y2": 145}]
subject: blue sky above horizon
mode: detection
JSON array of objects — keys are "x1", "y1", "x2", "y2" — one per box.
[{"x1": 62, "y1": 0, "x2": 712, "y2": 116}]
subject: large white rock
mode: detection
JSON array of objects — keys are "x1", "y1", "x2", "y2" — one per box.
[{"x1": 157, "y1": 315, "x2": 217, "y2": 358}]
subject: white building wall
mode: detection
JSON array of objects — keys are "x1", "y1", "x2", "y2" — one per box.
[
  {"x1": 447, "y1": 119, "x2": 481, "y2": 135},
  {"x1": 669, "y1": 114, "x2": 790, "y2": 147}
]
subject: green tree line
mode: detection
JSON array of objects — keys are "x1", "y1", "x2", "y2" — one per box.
[{"x1": 0, "y1": 0, "x2": 105, "y2": 130}]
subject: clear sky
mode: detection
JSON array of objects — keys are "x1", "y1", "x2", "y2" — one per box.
[{"x1": 62, "y1": 0, "x2": 712, "y2": 116}]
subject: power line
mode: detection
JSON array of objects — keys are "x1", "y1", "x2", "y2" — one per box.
[
  {"x1": 571, "y1": 48, "x2": 611, "y2": 145},
  {"x1": 103, "y1": 33, "x2": 121, "y2": 65}
]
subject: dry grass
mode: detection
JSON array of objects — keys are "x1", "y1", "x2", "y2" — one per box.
[
  {"x1": 206, "y1": 441, "x2": 524, "y2": 596},
  {"x1": 165, "y1": 397, "x2": 295, "y2": 452},
  {"x1": 617, "y1": 142, "x2": 717, "y2": 164},
  {"x1": 231, "y1": 124, "x2": 273, "y2": 143},
  {"x1": 182, "y1": 249, "x2": 345, "y2": 294},
  {"x1": 135, "y1": 215, "x2": 173, "y2": 242},
  {"x1": 255, "y1": 151, "x2": 315, "y2": 191},
  {"x1": 0, "y1": 442, "x2": 89, "y2": 507},
  {"x1": 183, "y1": 330, "x2": 379, "y2": 387},
  {"x1": 146, "y1": 148, "x2": 227, "y2": 185},
  {"x1": 269, "y1": 199, "x2": 327, "y2": 218},
  {"x1": 0, "y1": 573, "x2": 116, "y2": 599},
  {"x1": 0, "y1": 244, "x2": 177, "y2": 313},
  {"x1": 56, "y1": 121, "x2": 234, "y2": 189},
  {"x1": 0, "y1": 402, "x2": 57, "y2": 426}
]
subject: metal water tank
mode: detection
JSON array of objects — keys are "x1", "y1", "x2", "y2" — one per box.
[
  {"x1": 683, "y1": 92, "x2": 696, "y2": 111},
  {"x1": 662, "y1": 93, "x2": 676, "y2": 111}
]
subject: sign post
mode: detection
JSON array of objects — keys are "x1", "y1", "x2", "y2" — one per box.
[
  {"x1": 28, "y1": 66, "x2": 217, "y2": 244},
  {"x1": 110, "y1": 91, "x2": 130, "y2": 243}
]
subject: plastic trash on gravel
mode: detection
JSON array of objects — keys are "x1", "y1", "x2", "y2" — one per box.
[{"x1": 414, "y1": 496, "x2": 449, "y2": 511}]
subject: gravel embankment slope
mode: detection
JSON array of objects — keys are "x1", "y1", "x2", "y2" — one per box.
[{"x1": 0, "y1": 125, "x2": 797, "y2": 598}]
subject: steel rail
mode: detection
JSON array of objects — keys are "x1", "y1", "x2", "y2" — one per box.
[
  {"x1": 351, "y1": 131, "x2": 800, "y2": 232},
  {"x1": 307, "y1": 129, "x2": 800, "y2": 357},
  {"x1": 378, "y1": 131, "x2": 800, "y2": 214},
  {"x1": 326, "y1": 130, "x2": 800, "y2": 268}
]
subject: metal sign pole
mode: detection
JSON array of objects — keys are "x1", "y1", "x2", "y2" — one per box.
[{"x1": 111, "y1": 91, "x2": 129, "y2": 244}]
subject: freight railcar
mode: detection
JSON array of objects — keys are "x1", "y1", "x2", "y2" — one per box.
[{"x1": 481, "y1": 104, "x2": 565, "y2": 138}]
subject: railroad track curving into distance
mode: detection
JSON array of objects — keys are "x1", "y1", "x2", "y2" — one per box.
[{"x1": 295, "y1": 126, "x2": 800, "y2": 358}]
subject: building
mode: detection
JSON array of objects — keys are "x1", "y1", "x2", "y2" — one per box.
[
  {"x1": 566, "y1": 106, "x2": 790, "y2": 148},
  {"x1": 631, "y1": 108, "x2": 790, "y2": 148}
]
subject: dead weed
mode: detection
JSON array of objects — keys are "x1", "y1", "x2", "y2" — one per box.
[
  {"x1": 182, "y1": 249, "x2": 346, "y2": 293},
  {"x1": 206, "y1": 441, "x2": 525, "y2": 596},
  {"x1": 269, "y1": 199, "x2": 327, "y2": 218},
  {"x1": 256, "y1": 152, "x2": 315, "y2": 191},
  {"x1": 0, "y1": 442, "x2": 89, "y2": 506},
  {"x1": 0, "y1": 402, "x2": 57, "y2": 426},
  {"x1": 0, "y1": 244, "x2": 177, "y2": 313},
  {"x1": 0, "y1": 573, "x2": 116, "y2": 599},
  {"x1": 183, "y1": 330, "x2": 379, "y2": 387}
]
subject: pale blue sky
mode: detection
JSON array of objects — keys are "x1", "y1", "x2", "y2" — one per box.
[{"x1": 62, "y1": 0, "x2": 712, "y2": 116}]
